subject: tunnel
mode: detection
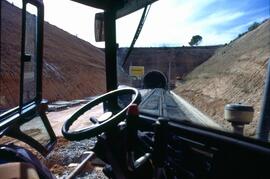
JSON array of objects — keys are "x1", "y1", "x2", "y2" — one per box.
[{"x1": 143, "y1": 71, "x2": 168, "y2": 89}]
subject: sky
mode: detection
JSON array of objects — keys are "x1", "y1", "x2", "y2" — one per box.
[{"x1": 6, "y1": 0, "x2": 270, "y2": 47}]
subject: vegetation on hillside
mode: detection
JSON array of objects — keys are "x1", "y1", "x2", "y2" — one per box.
[
  {"x1": 189, "y1": 35, "x2": 203, "y2": 46},
  {"x1": 232, "y1": 20, "x2": 267, "y2": 43}
]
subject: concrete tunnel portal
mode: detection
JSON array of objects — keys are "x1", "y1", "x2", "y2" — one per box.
[{"x1": 143, "y1": 71, "x2": 167, "y2": 89}]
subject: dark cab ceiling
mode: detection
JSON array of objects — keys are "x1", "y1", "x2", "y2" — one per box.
[
  {"x1": 71, "y1": 0, "x2": 158, "y2": 18},
  {"x1": 71, "y1": 0, "x2": 124, "y2": 10}
]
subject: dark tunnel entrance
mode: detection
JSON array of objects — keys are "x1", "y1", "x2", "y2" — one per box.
[{"x1": 143, "y1": 71, "x2": 167, "y2": 89}]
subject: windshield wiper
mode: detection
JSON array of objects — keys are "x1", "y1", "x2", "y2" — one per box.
[{"x1": 122, "y1": 5, "x2": 151, "y2": 67}]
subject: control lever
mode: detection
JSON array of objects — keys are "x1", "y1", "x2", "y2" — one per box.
[
  {"x1": 126, "y1": 104, "x2": 151, "y2": 171},
  {"x1": 153, "y1": 117, "x2": 168, "y2": 167},
  {"x1": 153, "y1": 118, "x2": 168, "y2": 179},
  {"x1": 90, "y1": 117, "x2": 99, "y2": 124}
]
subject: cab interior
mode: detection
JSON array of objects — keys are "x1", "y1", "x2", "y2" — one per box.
[{"x1": 0, "y1": 0, "x2": 270, "y2": 178}]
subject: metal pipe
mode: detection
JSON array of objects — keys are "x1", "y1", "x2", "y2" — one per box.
[
  {"x1": 257, "y1": 59, "x2": 270, "y2": 141},
  {"x1": 104, "y1": 9, "x2": 117, "y2": 92},
  {"x1": 103, "y1": 8, "x2": 118, "y2": 111},
  {"x1": 0, "y1": 1, "x2": 2, "y2": 76},
  {"x1": 168, "y1": 60, "x2": 171, "y2": 90}
]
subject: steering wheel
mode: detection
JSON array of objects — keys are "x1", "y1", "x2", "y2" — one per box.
[{"x1": 62, "y1": 88, "x2": 140, "y2": 141}]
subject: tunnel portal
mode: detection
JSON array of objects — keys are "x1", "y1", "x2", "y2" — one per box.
[{"x1": 143, "y1": 71, "x2": 167, "y2": 89}]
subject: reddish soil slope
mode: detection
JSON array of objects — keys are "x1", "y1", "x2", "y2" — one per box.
[{"x1": 0, "y1": 1, "x2": 105, "y2": 110}]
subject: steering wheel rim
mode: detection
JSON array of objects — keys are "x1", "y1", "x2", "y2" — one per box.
[{"x1": 62, "y1": 88, "x2": 139, "y2": 141}]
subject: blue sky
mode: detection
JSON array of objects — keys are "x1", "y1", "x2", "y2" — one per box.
[
  {"x1": 117, "y1": 0, "x2": 269, "y2": 47},
  {"x1": 6, "y1": 0, "x2": 270, "y2": 47},
  {"x1": 189, "y1": 0, "x2": 269, "y2": 35}
]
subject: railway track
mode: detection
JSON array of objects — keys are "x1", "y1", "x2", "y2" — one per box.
[{"x1": 139, "y1": 88, "x2": 220, "y2": 129}]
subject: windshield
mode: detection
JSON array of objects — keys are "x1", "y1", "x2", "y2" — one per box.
[
  {"x1": 23, "y1": 3, "x2": 38, "y2": 104},
  {"x1": 0, "y1": 0, "x2": 22, "y2": 114},
  {"x1": 116, "y1": 0, "x2": 270, "y2": 139},
  {"x1": 1, "y1": 0, "x2": 269, "y2": 142},
  {"x1": 0, "y1": 0, "x2": 106, "y2": 116}
]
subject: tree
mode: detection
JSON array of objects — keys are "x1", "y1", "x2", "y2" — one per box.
[
  {"x1": 189, "y1": 35, "x2": 202, "y2": 46},
  {"x1": 248, "y1": 22, "x2": 260, "y2": 31}
]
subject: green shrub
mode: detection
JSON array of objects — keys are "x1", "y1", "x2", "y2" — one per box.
[{"x1": 248, "y1": 22, "x2": 260, "y2": 31}]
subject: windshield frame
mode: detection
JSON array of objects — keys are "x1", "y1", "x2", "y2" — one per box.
[{"x1": 19, "y1": 0, "x2": 44, "y2": 111}]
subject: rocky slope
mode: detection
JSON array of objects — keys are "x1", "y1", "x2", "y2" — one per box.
[
  {"x1": 174, "y1": 19, "x2": 270, "y2": 136},
  {"x1": 0, "y1": 1, "x2": 105, "y2": 110}
]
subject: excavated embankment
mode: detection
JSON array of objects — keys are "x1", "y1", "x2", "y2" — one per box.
[{"x1": 174, "y1": 19, "x2": 270, "y2": 136}]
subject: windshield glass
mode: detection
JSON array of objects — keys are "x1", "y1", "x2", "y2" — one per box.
[
  {"x1": 0, "y1": 0, "x2": 106, "y2": 116},
  {"x1": 23, "y1": 3, "x2": 38, "y2": 104},
  {"x1": 116, "y1": 0, "x2": 270, "y2": 139},
  {"x1": 1, "y1": 0, "x2": 269, "y2": 142},
  {"x1": 0, "y1": 0, "x2": 22, "y2": 114}
]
